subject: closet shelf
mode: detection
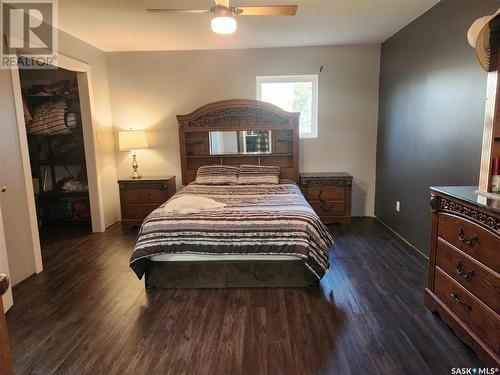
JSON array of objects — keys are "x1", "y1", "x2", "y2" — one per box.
[
  {"x1": 38, "y1": 158, "x2": 86, "y2": 166},
  {"x1": 42, "y1": 217, "x2": 91, "y2": 224},
  {"x1": 38, "y1": 191, "x2": 89, "y2": 198},
  {"x1": 28, "y1": 93, "x2": 79, "y2": 102},
  {"x1": 28, "y1": 131, "x2": 81, "y2": 139}
]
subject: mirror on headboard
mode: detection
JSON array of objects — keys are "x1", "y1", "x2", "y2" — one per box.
[{"x1": 209, "y1": 130, "x2": 272, "y2": 155}]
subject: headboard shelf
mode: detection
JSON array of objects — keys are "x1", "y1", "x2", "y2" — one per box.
[
  {"x1": 186, "y1": 153, "x2": 293, "y2": 158},
  {"x1": 178, "y1": 99, "x2": 300, "y2": 186}
]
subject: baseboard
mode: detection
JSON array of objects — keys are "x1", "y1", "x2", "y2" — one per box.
[
  {"x1": 375, "y1": 217, "x2": 429, "y2": 260},
  {"x1": 105, "y1": 218, "x2": 120, "y2": 230}
]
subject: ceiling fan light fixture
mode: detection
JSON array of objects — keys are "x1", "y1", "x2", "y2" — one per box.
[
  {"x1": 211, "y1": 6, "x2": 237, "y2": 34},
  {"x1": 211, "y1": 16, "x2": 237, "y2": 34}
]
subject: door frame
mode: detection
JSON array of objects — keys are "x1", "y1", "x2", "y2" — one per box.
[
  {"x1": 0, "y1": 206, "x2": 13, "y2": 312},
  {"x1": 10, "y1": 53, "x2": 106, "y2": 273}
]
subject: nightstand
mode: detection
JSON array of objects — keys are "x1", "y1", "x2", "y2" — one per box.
[
  {"x1": 299, "y1": 172, "x2": 353, "y2": 225},
  {"x1": 118, "y1": 176, "x2": 176, "y2": 230}
]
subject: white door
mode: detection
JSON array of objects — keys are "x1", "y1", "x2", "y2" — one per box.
[{"x1": 0, "y1": 188, "x2": 14, "y2": 312}]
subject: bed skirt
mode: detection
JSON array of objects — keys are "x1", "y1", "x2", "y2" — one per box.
[{"x1": 144, "y1": 259, "x2": 319, "y2": 289}]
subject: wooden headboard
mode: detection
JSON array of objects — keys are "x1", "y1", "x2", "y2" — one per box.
[{"x1": 177, "y1": 99, "x2": 300, "y2": 186}]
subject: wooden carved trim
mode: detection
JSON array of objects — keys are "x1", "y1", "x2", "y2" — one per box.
[
  {"x1": 177, "y1": 100, "x2": 299, "y2": 129},
  {"x1": 119, "y1": 183, "x2": 168, "y2": 190},
  {"x1": 187, "y1": 107, "x2": 289, "y2": 128},
  {"x1": 430, "y1": 194, "x2": 438, "y2": 213},
  {"x1": 301, "y1": 178, "x2": 352, "y2": 189},
  {"x1": 438, "y1": 197, "x2": 500, "y2": 234}
]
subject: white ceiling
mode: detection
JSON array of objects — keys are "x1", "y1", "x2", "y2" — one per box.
[{"x1": 58, "y1": 0, "x2": 440, "y2": 52}]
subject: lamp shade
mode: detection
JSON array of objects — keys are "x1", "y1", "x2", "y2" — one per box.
[{"x1": 119, "y1": 130, "x2": 148, "y2": 151}]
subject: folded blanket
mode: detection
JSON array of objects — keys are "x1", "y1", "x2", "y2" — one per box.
[
  {"x1": 163, "y1": 195, "x2": 226, "y2": 214},
  {"x1": 29, "y1": 101, "x2": 70, "y2": 135}
]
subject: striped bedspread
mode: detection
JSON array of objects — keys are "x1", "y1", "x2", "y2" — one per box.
[{"x1": 130, "y1": 181, "x2": 334, "y2": 280}]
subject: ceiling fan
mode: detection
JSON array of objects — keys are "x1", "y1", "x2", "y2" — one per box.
[{"x1": 146, "y1": 0, "x2": 298, "y2": 35}]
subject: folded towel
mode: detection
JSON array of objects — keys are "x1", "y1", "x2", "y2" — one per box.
[
  {"x1": 163, "y1": 195, "x2": 226, "y2": 214},
  {"x1": 66, "y1": 112, "x2": 79, "y2": 128}
]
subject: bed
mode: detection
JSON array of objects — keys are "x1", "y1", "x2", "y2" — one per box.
[{"x1": 129, "y1": 99, "x2": 334, "y2": 288}]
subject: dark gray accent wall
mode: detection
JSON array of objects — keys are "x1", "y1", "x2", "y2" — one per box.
[{"x1": 376, "y1": 0, "x2": 500, "y2": 255}]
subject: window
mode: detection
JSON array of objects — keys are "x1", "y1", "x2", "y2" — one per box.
[{"x1": 256, "y1": 75, "x2": 318, "y2": 138}]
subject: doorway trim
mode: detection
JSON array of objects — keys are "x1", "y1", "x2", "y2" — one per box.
[{"x1": 10, "y1": 53, "x2": 106, "y2": 273}]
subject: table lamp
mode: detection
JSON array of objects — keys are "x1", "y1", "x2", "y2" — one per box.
[{"x1": 119, "y1": 130, "x2": 149, "y2": 179}]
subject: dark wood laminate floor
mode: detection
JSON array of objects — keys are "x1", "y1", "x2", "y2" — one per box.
[{"x1": 6, "y1": 218, "x2": 481, "y2": 375}]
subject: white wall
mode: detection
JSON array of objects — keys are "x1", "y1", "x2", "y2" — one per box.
[
  {"x1": 0, "y1": 30, "x2": 119, "y2": 286},
  {"x1": 59, "y1": 31, "x2": 120, "y2": 229},
  {"x1": 108, "y1": 45, "x2": 380, "y2": 216}
]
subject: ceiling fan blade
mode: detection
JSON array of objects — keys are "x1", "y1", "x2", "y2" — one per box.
[
  {"x1": 146, "y1": 8, "x2": 209, "y2": 14},
  {"x1": 215, "y1": 0, "x2": 230, "y2": 8},
  {"x1": 238, "y1": 5, "x2": 297, "y2": 16}
]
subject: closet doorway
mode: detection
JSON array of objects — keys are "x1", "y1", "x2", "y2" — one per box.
[
  {"x1": 10, "y1": 54, "x2": 105, "y2": 272},
  {"x1": 21, "y1": 64, "x2": 92, "y2": 241}
]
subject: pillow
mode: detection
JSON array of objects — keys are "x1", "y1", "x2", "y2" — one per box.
[
  {"x1": 195, "y1": 165, "x2": 238, "y2": 185},
  {"x1": 237, "y1": 165, "x2": 280, "y2": 185}
]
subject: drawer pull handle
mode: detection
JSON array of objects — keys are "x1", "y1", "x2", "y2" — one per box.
[
  {"x1": 450, "y1": 292, "x2": 472, "y2": 311},
  {"x1": 320, "y1": 203, "x2": 333, "y2": 212},
  {"x1": 457, "y1": 227, "x2": 478, "y2": 247},
  {"x1": 455, "y1": 260, "x2": 475, "y2": 280},
  {"x1": 318, "y1": 190, "x2": 326, "y2": 204}
]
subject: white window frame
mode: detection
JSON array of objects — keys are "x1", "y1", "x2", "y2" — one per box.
[{"x1": 256, "y1": 75, "x2": 319, "y2": 138}]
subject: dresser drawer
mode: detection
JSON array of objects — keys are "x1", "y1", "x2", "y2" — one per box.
[
  {"x1": 436, "y1": 238, "x2": 500, "y2": 314},
  {"x1": 438, "y1": 213, "x2": 499, "y2": 273},
  {"x1": 125, "y1": 204, "x2": 161, "y2": 219},
  {"x1": 124, "y1": 189, "x2": 166, "y2": 204},
  {"x1": 306, "y1": 186, "x2": 344, "y2": 201},
  {"x1": 309, "y1": 201, "x2": 345, "y2": 217},
  {"x1": 434, "y1": 268, "x2": 500, "y2": 354}
]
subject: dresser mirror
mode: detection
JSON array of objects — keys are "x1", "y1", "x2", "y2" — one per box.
[{"x1": 209, "y1": 130, "x2": 272, "y2": 155}]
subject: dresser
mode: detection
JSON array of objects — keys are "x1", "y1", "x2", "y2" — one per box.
[
  {"x1": 299, "y1": 172, "x2": 352, "y2": 225},
  {"x1": 425, "y1": 187, "x2": 500, "y2": 366},
  {"x1": 118, "y1": 176, "x2": 176, "y2": 230}
]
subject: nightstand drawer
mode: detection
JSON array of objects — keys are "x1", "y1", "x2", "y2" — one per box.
[
  {"x1": 125, "y1": 204, "x2": 161, "y2": 219},
  {"x1": 306, "y1": 186, "x2": 344, "y2": 201},
  {"x1": 124, "y1": 189, "x2": 166, "y2": 204},
  {"x1": 310, "y1": 201, "x2": 345, "y2": 216},
  {"x1": 300, "y1": 173, "x2": 352, "y2": 225},
  {"x1": 118, "y1": 176, "x2": 176, "y2": 229}
]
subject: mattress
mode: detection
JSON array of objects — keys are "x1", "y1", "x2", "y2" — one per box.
[
  {"x1": 150, "y1": 253, "x2": 300, "y2": 262},
  {"x1": 130, "y1": 181, "x2": 333, "y2": 280}
]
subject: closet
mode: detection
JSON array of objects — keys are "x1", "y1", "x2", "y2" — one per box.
[{"x1": 19, "y1": 63, "x2": 91, "y2": 240}]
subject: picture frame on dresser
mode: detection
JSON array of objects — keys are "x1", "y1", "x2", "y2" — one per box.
[{"x1": 118, "y1": 176, "x2": 176, "y2": 230}]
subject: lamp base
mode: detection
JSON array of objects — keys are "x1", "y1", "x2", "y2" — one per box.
[{"x1": 131, "y1": 152, "x2": 141, "y2": 179}]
